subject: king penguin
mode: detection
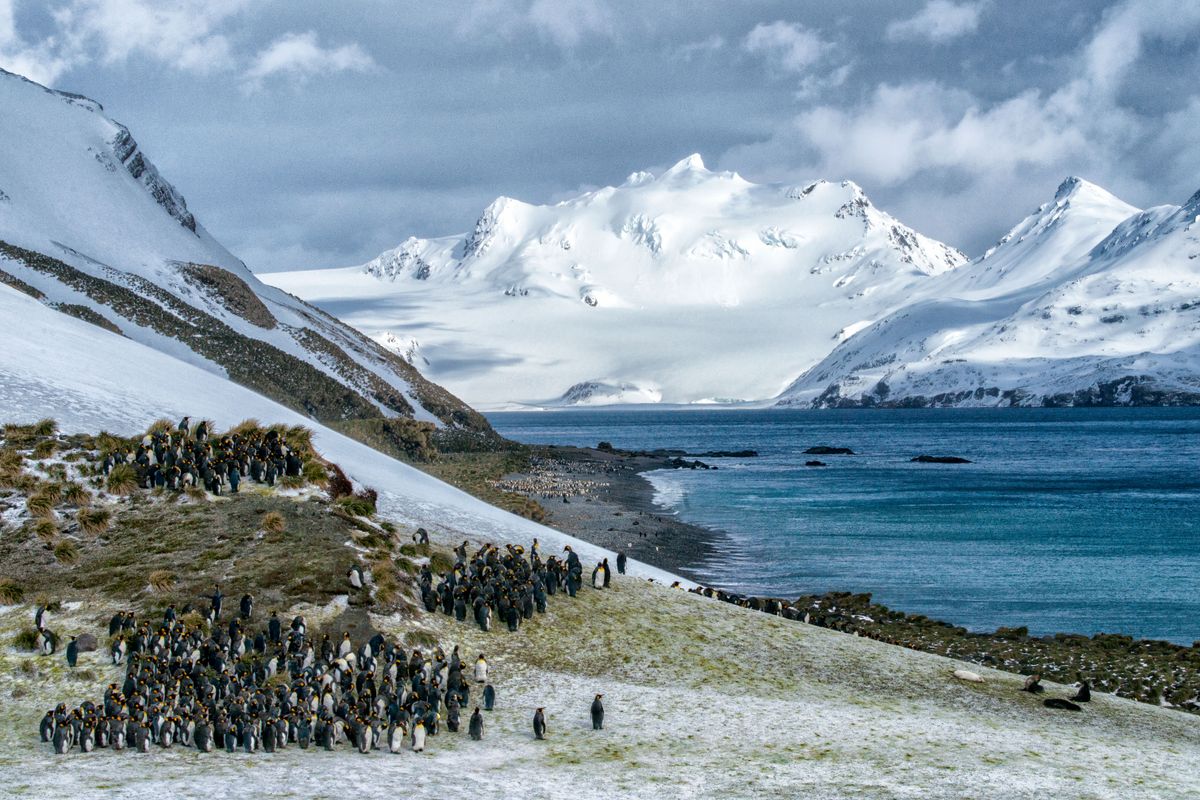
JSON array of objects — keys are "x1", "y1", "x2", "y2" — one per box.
[
  {"x1": 591, "y1": 694, "x2": 605, "y2": 730},
  {"x1": 468, "y1": 707, "x2": 484, "y2": 740},
  {"x1": 533, "y1": 707, "x2": 546, "y2": 740}
]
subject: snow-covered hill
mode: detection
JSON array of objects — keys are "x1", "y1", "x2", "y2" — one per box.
[
  {"x1": 264, "y1": 155, "x2": 966, "y2": 408},
  {"x1": 0, "y1": 68, "x2": 489, "y2": 443},
  {"x1": 777, "y1": 179, "x2": 1200, "y2": 407}
]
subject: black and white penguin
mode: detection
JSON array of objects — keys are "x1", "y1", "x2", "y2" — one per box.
[
  {"x1": 474, "y1": 654, "x2": 488, "y2": 683},
  {"x1": 468, "y1": 707, "x2": 484, "y2": 740},
  {"x1": 533, "y1": 707, "x2": 546, "y2": 740},
  {"x1": 591, "y1": 694, "x2": 605, "y2": 730},
  {"x1": 411, "y1": 720, "x2": 426, "y2": 753},
  {"x1": 348, "y1": 565, "x2": 364, "y2": 590},
  {"x1": 39, "y1": 711, "x2": 55, "y2": 742},
  {"x1": 135, "y1": 725, "x2": 151, "y2": 753},
  {"x1": 65, "y1": 636, "x2": 78, "y2": 668},
  {"x1": 240, "y1": 593, "x2": 253, "y2": 620},
  {"x1": 268, "y1": 611, "x2": 281, "y2": 644},
  {"x1": 195, "y1": 721, "x2": 213, "y2": 753},
  {"x1": 53, "y1": 724, "x2": 72, "y2": 754},
  {"x1": 483, "y1": 684, "x2": 496, "y2": 711},
  {"x1": 616, "y1": 551, "x2": 627, "y2": 574},
  {"x1": 209, "y1": 585, "x2": 223, "y2": 620}
]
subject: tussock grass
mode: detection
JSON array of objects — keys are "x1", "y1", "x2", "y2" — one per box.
[
  {"x1": 148, "y1": 569, "x2": 176, "y2": 592},
  {"x1": 33, "y1": 518, "x2": 58, "y2": 542},
  {"x1": 0, "y1": 447, "x2": 24, "y2": 470},
  {"x1": 13, "y1": 627, "x2": 38, "y2": 649},
  {"x1": 77, "y1": 507, "x2": 111, "y2": 535},
  {"x1": 0, "y1": 578, "x2": 24, "y2": 604},
  {"x1": 280, "y1": 474, "x2": 305, "y2": 489},
  {"x1": 302, "y1": 459, "x2": 328, "y2": 485},
  {"x1": 62, "y1": 482, "x2": 92, "y2": 506},
  {"x1": 53, "y1": 540, "x2": 79, "y2": 564},
  {"x1": 32, "y1": 418, "x2": 57, "y2": 437},
  {"x1": 106, "y1": 464, "x2": 138, "y2": 495},
  {"x1": 25, "y1": 491, "x2": 57, "y2": 518},
  {"x1": 146, "y1": 418, "x2": 176, "y2": 436},
  {"x1": 261, "y1": 511, "x2": 286, "y2": 535},
  {"x1": 185, "y1": 486, "x2": 207, "y2": 501},
  {"x1": 31, "y1": 439, "x2": 58, "y2": 459},
  {"x1": 335, "y1": 494, "x2": 375, "y2": 517},
  {"x1": 95, "y1": 431, "x2": 128, "y2": 458}
]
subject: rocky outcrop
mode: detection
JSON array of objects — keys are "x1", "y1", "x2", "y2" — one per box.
[{"x1": 110, "y1": 127, "x2": 197, "y2": 233}]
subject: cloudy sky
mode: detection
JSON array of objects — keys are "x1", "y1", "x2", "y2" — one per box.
[{"x1": 3, "y1": 0, "x2": 1199, "y2": 271}]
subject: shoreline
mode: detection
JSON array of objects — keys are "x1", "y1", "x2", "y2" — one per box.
[
  {"x1": 494, "y1": 445, "x2": 726, "y2": 581},
  {"x1": 499, "y1": 443, "x2": 1200, "y2": 714}
]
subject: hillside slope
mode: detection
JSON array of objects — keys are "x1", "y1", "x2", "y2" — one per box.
[
  {"x1": 0, "y1": 68, "x2": 490, "y2": 449},
  {"x1": 2, "y1": 558, "x2": 1197, "y2": 798},
  {"x1": 265, "y1": 155, "x2": 966, "y2": 408}
]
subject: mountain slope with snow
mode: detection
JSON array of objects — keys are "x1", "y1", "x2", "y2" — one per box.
[
  {"x1": 777, "y1": 180, "x2": 1200, "y2": 407},
  {"x1": 0, "y1": 68, "x2": 490, "y2": 444},
  {"x1": 264, "y1": 155, "x2": 966, "y2": 408}
]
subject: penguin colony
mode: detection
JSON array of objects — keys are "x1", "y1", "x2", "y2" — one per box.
[
  {"x1": 99, "y1": 416, "x2": 308, "y2": 494},
  {"x1": 38, "y1": 540, "x2": 616, "y2": 755}
]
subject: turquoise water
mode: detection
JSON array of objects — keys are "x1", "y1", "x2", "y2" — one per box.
[{"x1": 488, "y1": 408, "x2": 1200, "y2": 643}]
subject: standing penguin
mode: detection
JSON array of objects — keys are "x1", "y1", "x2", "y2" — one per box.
[
  {"x1": 65, "y1": 636, "x2": 78, "y2": 668},
  {"x1": 468, "y1": 707, "x2": 484, "y2": 740},
  {"x1": 533, "y1": 708, "x2": 546, "y2": 740},
  {"x1": 195, "y1": 721, "x2": 213, "y2": 753},
  {"x1": 591, "y1": 562, "x2": 604, "y2": 589},
  {"x1": 268, "y1": 611, "x2": 281, "y2": 644},
  {"x1": 411, "y1": 720, "x2": 426, "y2": 753},
  {"x1": 209, "y1": 585, "x2": 223, "y2": 620},
  {"x1": 240, "y1": 593, "x2": 253, "y2": 620},
  {"x1": 590, "y1": 694, "x2": 604, "y2": 730},
  {"x1": 483, "y1": 683, "x2": 496, "y2": 711},
  {"x1": 474, "y1": 654, "x2": 488, "y2": 683},
  {"x1": 446, "y1": 698, "x2": 461, "y2": 733},
  {"x1": 616, "y1": 551, "x2": 627, "y2": 574}
]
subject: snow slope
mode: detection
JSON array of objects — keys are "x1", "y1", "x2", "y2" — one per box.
[
  {"x1": 777, "y1": 179, "x2": 1200, "y2": 407},
  {"x1": 264, "y1": 155, "x2": 966, "y2": 408},
  {"x1": 0, "y1": 281, "x2": 678, "y2": 584},
  {"x1": 0, "y1": 68, "x2": 486, "y2": 434}
]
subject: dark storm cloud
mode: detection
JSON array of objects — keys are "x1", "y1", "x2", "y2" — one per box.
[{"x1": 2, "y1": 0, "x2": 1198, "y2": 270}]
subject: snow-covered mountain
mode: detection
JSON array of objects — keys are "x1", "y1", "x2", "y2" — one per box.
[
  {"x1": 0, "y1": 68, "x2": 491, "y2": 446},
  {"x1": 777, "y1": 178, "x2": 1200, "y2": 407},
  {"x1": 264, "y1": 154, "x2": 966, "y2": 408}
]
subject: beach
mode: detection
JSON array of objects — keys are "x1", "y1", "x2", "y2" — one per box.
[{"x1": 494, "y1": 445, "x2": 723, "y2": 579}]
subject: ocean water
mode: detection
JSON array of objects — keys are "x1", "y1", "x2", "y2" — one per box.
[{"x1": 488, "y1": 408, "x2": 1200, "y2": 644}]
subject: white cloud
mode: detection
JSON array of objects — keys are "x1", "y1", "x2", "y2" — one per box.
[
  {"x1": 886, "y1": 0, "x2": 987, "y2": 44},
  {"x1": 727, "y1": 0, "x2": 1200, "y2": 254},
  {"x1": 53, "y1": 0, "x2": 248, "y2": 74},
  {"x1": 743, "y1": 21, "x2": 830, "y2": 73},
  {"x1": 242, "y1": 31, "x2": 375, "y2": 91},
  {"x1": 0, "y1": 0, "x2": 74, "y2": 84}
]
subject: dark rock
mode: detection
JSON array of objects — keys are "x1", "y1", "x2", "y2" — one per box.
[
  {"x1": 805, "y1": 460, "x2": 827, "y2": 467},
  {"x1": 804, "y1": 446, "x2": 854, "y2": 455},
  {"x1": 75, "y1": 633, "x2": 98, "y2": 652},
  {"x1": 911, "y1": 455, "x2": 972, "y2": 464}
]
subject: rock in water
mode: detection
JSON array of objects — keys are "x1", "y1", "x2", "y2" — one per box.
[
  {"x1": 911, "y1": 455, "x2": 972, "y2": 464},
  {"x1": 805, "y1": 461, "x2": 827, "y2": 467},
  {"x1": 804, "y1": 446, "x2": 854, "y2": 455}
]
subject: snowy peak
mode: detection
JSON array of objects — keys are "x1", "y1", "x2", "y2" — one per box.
[
  {"x1": 956, "y1": 177, "x2": 1140, "y2": 294},
  {"x1": 269, "y1": 156, "x2": 970, "y2": 407},
  {"x1": 775, "y1": 180, "x2": 1200, "y2": 409},
  {"x1": 664, "y1": 152, "x2": 708, "y2": 175}
]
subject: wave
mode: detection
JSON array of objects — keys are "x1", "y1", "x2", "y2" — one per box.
[{"x1": 643, "y1": 470, "x2": 686, "y2": 512}]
